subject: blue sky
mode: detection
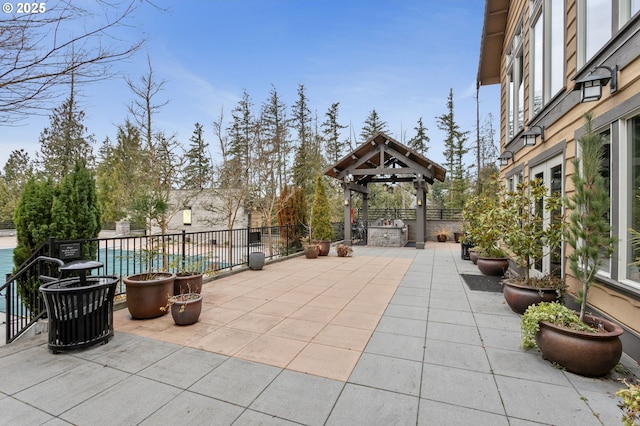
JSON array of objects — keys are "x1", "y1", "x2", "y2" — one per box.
[{"x1": 1, "y1": 0, "x2": 499, "y2": 170}]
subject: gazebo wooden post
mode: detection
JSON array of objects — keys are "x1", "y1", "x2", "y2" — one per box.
[
  {"x1": 343, "y1": 185, "x2": 351, "y2": 245},
  {"x1": 415, "y1": 178, "x2": 426, "y2": 249}
]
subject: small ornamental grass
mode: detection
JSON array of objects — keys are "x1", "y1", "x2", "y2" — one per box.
[{"x1": 520, "y1": 302, "x2": 594, "y2": 350}]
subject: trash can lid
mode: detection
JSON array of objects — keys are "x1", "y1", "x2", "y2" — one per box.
[{"x1": 59, "y1": 260, "x2": 103, "y2": 272}]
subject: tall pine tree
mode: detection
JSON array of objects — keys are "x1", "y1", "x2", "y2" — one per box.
[
  {"x1": 408, "y1": 117, "x2": 429, "y2": 155},
  {"x1": 322, "y1": 102, "x2": 348, "y2": 163},
  {"x1": 182, "y1": 122, "x2": 212, "y2": 190},
  {"x1": 360, "y1": 109, "x2": 389, "y2": 141}
]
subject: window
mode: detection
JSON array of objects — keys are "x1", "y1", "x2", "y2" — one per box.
[
  {"x1": 620, "y1": 0, "x2": 640, "y2": 27},
  {"x1": 599, "y1": 129, "x2": 612, "y2": 274},
  {"x1": 578, "y1": 0, "x2": 612, "y2": 67},
  {"x1": 530, "y1": 0, "x2": 565, "y2": 115},
  {"x1": 626, "y1": 115, "x2": 640, "y2": 283},
  {"x1": 507, "y1": 25, "x2": 524, "y2": 140}
]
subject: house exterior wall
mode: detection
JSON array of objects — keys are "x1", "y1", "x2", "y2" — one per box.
[{"x1": 480, "y1": 1, "x2": 640, "y2": 359}]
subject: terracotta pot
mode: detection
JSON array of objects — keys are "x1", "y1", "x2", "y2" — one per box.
[
  {"x1": 124, "y1": 272, "x2": 175, "y2": 319},
  {"x1": 536, "y1": 315, "x2": 623, "y2": 377},
  {"x1": 437, "y1": 234, "x2": 447, "y2": 242},
  {"x1": 317, "y1": 240, "x2": 331, "y2": 256},
  {"x1": 170, "y1": 293, "x2": 203, "y2": 326},
  {"x1": 304, "y1": 245, "x2": 320, "y2": 259},
  {"x1": 454, "y1": 232, "x2": 463, "y2": 243},
  {"x1": 476, "y1": 257, "x2": 509, "y2": 276},
  {"x1": 469, "y1": 250, "x2": 479, "y2": 265},
  {"x1": 173, "y1": 272, "x2": 203, "y2": 295},
  {"x1": 502, "y1": 279, "x2": 561, "y2": 314}
]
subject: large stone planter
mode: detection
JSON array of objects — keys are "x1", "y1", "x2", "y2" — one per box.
[
  {"x1": 173, "y1": 272, "x2": 203, "y2": 295},
  {"x1": 317, "y1": 240, "x2": 331, "y2": 256},
  {"x1": 536, "y1": 315, "x2": 623, "y2": 377},
  {"x1": 124, "y1": 272, "x2": 175, "y2": 319},
  {"x1": 249, "y1": 252, "x2": 266, "y2": 270},
  {"x1": 476, "y1": 257, "x2": 509, "y2": 276},
  {"x1": 502, "y1": 279, "x2": 562, "y2": 314}
]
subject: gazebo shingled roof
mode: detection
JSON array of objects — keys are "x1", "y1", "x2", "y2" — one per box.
[{"x1": 324, "y1": 132, "x2": 446, "y2": 184}]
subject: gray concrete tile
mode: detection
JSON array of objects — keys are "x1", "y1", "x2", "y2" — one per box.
[
  {"x1": 389, "y1": 294, "x2": 430, "y2": 307},
  {"x1": 421, "y1": 363, "x2": 505, "y2": 414},
  {"x1": 563, "y1": 369, "x2": 630, "y2": 394},
  {"x1": 424, "y1": 339, "x2": 491, "y2": 373},
  {"x1": 326, "y1": 383, "x2": 419, "y2": 426},
  {"x1": 394, "y1": 286, "x2": 430, "y2": 297},
  {"x1": 576, "y1": 388, "x2": 624, "y2": 426},
  {"x1": 190, "y1": 357, "x2": 281, "y2": 407},
  {"x1": 478, "y1": 326, "x2": 522, "y2": 350},
  {"x1": 0, "y1": 396, "x2": 53, "y2": 424},
  {"x1": 474, "y1": 312, "x2": 521, "y2": 332},
  {"x1": 418, "y1": 399, "x2": 510, "y2": 426},
  {"x1": 428, "y1": 295, "x2": 471, "y2": 311},
  {"x1": 249, "y1": 369, "x2": 343, "y2": 426},
  {"x1": 349, "y1": 352, "x2": 422, "y2": 396},
  {"x1": 60, "y1": 375, "x2": 182, "y2": 425},
  {"x1": 375, "y1": 316, "x2": 426, "y2": 338},
  {"x1": 90, "y1": 337, "x2": 181, "y2": 374},
  {"x1": 14, "y1": 362, "x2": 129, "y2": 416},
  {"x1": 384, "y1": 304, "x2": 429, "y2": 321},
  {"x1": 233, "y1": 409, "x2": 300, "y2": 425},
  {"x1": 364, "y1": 331, "x2": 425, "y2": 362},
  {"x1": 70, "y1": 331, "x2": 142, "y2": 361},
  {"x1": 426, "y1": 322, "x2": 482, "y2": 346},
  {"x1": 0, "y1": 346, "x2": 78, "y2": 394},
  {"x1": 496, "y1": 375, "x2": 603, "y2": 425},
  {"x1": 428, "y1": 307, "x2": 476, "y2": 327},
  {"x1": 138, "y1": 346, "x2": 227, "y2": 389},
  {"x1": 485, "y1": 347, "x2": 572, "y2": 386},
  {"x1": 140, "y1": 390, "x2": 244, "y2": 425}
]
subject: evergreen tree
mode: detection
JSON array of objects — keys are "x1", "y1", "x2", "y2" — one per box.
[
  {"x1": 322, "y1": 102, "x2": 348, "y2": 163},
  {"x1": 260, "y1": 85, "x2": 290, "y2": 189},
  {"x1": 182, "y1": 122, "x2": 212, "y2": 190},
  {"x1": 0, "y1": 149, "x2": 34, "y2": 221},
  {"x1": 360, "y1": 109, "x2": 389, "y2": 141},
  {"x1": 291, "y1": 84, "x2": 319, "y2": 200},
  {"x1": 310, "y1": 176, "x2": 334, "y2": 241},
  {"x1": 227, "y1": 90, "x2": 254, "y2": 188},
  {"x1": 408, "y1": 117, "x2": 429, "y2": 155},
  {"x1": 37, "y1": 82, "x2": 95, "y2": 182},
  {"x1": 436, "y1": 88, "x2": 469, "y2": 208}
]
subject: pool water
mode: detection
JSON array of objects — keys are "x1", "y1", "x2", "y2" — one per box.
[{"x1": 1, "y1": 248, "x2": 14, "y2": 312}]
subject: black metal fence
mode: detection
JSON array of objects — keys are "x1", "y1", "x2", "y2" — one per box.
[
  {"x1": 2, "y1": 224, "x2": 311, "y2": 344},
  {"x1": 354, "y1": 208, "x2": 463, "y2": 221}
]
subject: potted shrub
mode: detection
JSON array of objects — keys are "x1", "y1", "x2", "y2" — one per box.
[
  {"x1": 520, "y1": 113, "x2": 623, "y2": 377},
  {"x1": 161, "y1": 292, "x2": 203, "y2": 326},
  {"x1": 301, "y1": 236, "x2": 320, "y2": 259},
  {"x1": 464, "y1": 192, "x2": 508, "y2": 276},
  {"x1": 310, "y1": 176, "x2": 334, "y2": 256},
  {"x1": 501, "y1": 178, "x2": 566, "y2": 314},
  {"x1": 436, "y1": 228, "x2": 448, "y2": 242},
  {"x1": 171, "y1": 257, "x2": 205, "y2": 295},
  {"x1": 336, "y1": 243, "x2": 353, "y2": 257}
]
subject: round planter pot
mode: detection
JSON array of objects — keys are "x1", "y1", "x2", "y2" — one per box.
[
  {"x1": 124, "y1": 272, "x2": 176, "y2": 319},
  {"x1": 469, "y1": 250, "x2": 479, "y2": 265},
  {"x1": 317, "y1": 240, "x2": 331, "y2": 256},
  {"x1": 437, "y1": 234, "x2": 447, "y2": 242},
  {"x1": 170, "y1": 293, "x2": 203, "y2": 326},
  {"x1": 502, "y1": 279, "x2": 561, "y2": 314},
  {"x1": 174, "y1": 273, "x2": 203, "y2": 295},
  {"x1": 304, "y1": 245, "x2": 320, "y2": 259},
  {"x1": 476, "y1": 257, "x2": 509, "y2": 276},
  {"x1": 536, "y1": 315, "x2": 623, "y2": 377},
  {"x1": 249, "y1": 252, "x2": 266, "y2": 270},
  {"x1": 454, "y1": 232, "x2": 463, "y2": 243}
]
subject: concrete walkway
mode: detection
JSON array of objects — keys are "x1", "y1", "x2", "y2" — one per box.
[{"x1": 0, "y1": 243, "x2": 636, "y2": 425}]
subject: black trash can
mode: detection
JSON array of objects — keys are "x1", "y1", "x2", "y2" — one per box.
[
  {"x1": 461, "y1": 242, "x2": 474, "y2": 260},
  {"x1": 40, "y1": 275, "x2": 118, "y2": 353}
]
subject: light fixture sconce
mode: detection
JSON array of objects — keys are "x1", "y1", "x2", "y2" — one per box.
[
  {"x1": 574, "y1": 65, "x2": 618, "y2": 103},
  {"x1": 499, "y1": 151, "x2": 514, "y2": 167},
  {"x1": 182, "y1": 206, "x2": 192, "y2": 226},
  {"x1": 344, "y1": 199, "x2": 350, "y2": 206},
  {"x1": 522, "y1": 125, "x2": 544, "y2": 146},
  {"x1": 416, "y1": 199, "x2": 422, "y2": 207}
]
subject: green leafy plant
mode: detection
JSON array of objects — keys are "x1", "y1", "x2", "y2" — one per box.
[
  {"x1": 520, "y1": 302, "x2": 594, "y2": 349},
  {"x1": 310, "y1": 176, "x2": 334, "y2": 241},
  {"x1": 336, "y1": 243, "x2": 353, "y2": 257},
  {"x1": 462, "y1": 189, "x2": 507, "y2": 258},
  {"x1": 565, "y1": 113, "x2": 616, "y2": 322},
  {"x1": 617, "y1": 380, "x2": 640, "y2": 426},
  {"x1": 501, "y1": 178, "x2": 563, "y2": 281}
]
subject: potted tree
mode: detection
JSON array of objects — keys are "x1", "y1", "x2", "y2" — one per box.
[
  {"x1": 336, "y1": 243, "x2": 353, "y2": 257},
  {"x1": 501, "y1": 178, "x2": 566, "y2": 314},
  {"x1": 161, "y1": 291, "x2": 203, "y2": 326},
  {"x1": 310, "y1": 176, "x2": 334, "y2": 256},
  {"x1": 520, "y1": 113, "x2": 623, "y2": 377}
]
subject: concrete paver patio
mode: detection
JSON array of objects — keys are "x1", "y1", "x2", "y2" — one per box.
[{"x1": 0, "y1": 242, "x2": 637, "y2": 425}]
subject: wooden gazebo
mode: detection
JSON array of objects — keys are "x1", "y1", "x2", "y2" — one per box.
[{"x1": 324, "y1": 132, "x2": 446, "y2": 249}]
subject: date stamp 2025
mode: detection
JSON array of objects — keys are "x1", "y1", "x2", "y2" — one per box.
[{"x1": 2, "y1": 2, "x2": 47, "y2": 14}]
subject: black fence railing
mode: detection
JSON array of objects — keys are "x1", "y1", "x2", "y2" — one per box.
[
  {"x1": 354, "y1": 208, "x2": 463, "y2": 221},
  {"x1": 2, "y1": 224, "x2": 314, "y2": 344}
]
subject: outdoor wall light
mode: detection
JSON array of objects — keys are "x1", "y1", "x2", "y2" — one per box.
[
  {"x1": 344, "y1": 199, "x2": 350, "y2": 206},
  {"x1": 416, "y1": 199, "x2": 422, "y2": 206},
  {"x1": 521, "y1": 125, "x2": 544, "y2": 146},
  {"x1": 574, "y1": 65, "x2": 618, "y2": 102},
  {"x1": 499, "y1": 151, "x2": 514, "y2": 167}
]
